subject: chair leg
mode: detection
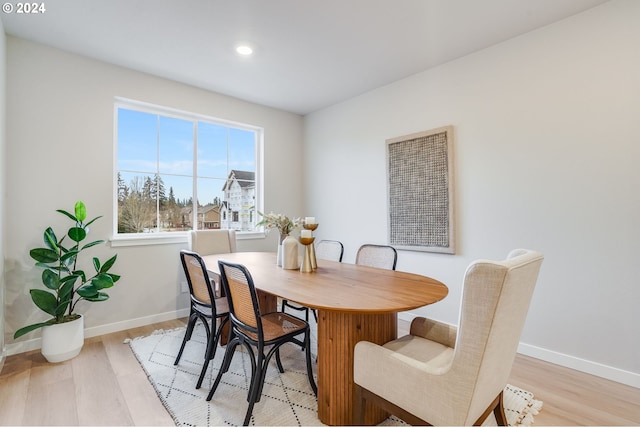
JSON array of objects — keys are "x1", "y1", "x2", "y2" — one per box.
[
  {"x1": 196, "y1": 316, "x2": 228, "y2": 389},
  {"x1": 304, "y1": 330, "x2": 317, "y2": 395},
  {"x1": 494, "y1": 391, "x2": 508, "y2": 426},
  {"x1": 206, "y1": 339, "x2": 239, "y2": 401},
  {"x1": 243, "y1": 342, "x2": 258, "y2": 403},
  {"x1": 174, "y1": 311, "x2": 197, "y2": 365},
  {"x1": 243, "y1": 351, "x2": 264, "y2": 425},
  {"x1": 275, "y1": 348, "x2": 285, "y2": 373},
  {"x1": 474, "y1": 391, "x2": 506, "y2": 426},
  {"x1": 253, "y1": 351, "x2": 269, "y2": 403}
]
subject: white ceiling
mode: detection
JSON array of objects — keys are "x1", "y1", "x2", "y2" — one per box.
[{"x1": 2, "y1": 0, "x2": 608, "y2": 115}]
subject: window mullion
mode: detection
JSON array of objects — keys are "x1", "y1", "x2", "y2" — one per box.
[{"x1": 192, "y1": 120, "x2": 198, "y2": 230}]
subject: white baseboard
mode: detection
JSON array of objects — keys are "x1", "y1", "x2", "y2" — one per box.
[
  {"x1": 398, "y1": 312, "x2": 640, "y2": 389},
  {"x1": 5, "y1": 308, "x2": 190, "y2": 357},
  {"x1": 517, "y1": 342, "x2": 640, "y2": 389}
]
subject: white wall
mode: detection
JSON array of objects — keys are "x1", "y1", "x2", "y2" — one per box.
[
  {"x1": 4, "y1": 37, "x2": 304, "y2": 353},
  {"x1": 303, "y1": 0, "x2": 639, "y2": 387}
]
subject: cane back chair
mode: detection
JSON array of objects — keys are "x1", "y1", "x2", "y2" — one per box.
[
  {"x1": 207, "y1": 260, "x2": 317, "y2": 426},
  {"x1": 174, "y1": 250, "x2": 230, "y2": 389}
]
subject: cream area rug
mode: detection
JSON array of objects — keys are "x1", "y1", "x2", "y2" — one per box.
[{"x1": 128, "y1": 322, "x2": 542, "y2": 426}]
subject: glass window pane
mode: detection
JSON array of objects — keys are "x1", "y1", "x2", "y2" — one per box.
[
  {"x1": 197, "y1": 177, "x2": 225, "y2": 208},
  {"x1": 228, "y1": 128, "x2": 256, "y2": 173},
  {"x1": 159, "y1": 116, "x2": 193, "y2": 176},
  {"x1": 117, "y1": 109, "x2": 157, "y2": 173},
  {"x1": 197, "y1": 122, "x2": 229, "y2": 179},
  {"x1": 158, "y1": 174, "x2": 193, "y2": 231},
  {"x1": 195, "y1": 177, "x2": 225, "y2": 230},
  {"x1": 220, "y1": 172, "x2": 256, "y2": 232},
  {"x1": 117, "y1": 171, "x2": 157, "y2": 233}
]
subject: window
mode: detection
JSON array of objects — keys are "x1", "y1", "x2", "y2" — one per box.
[{"x1": 115, "y1": 99, "x2": 262, "y2": 236}]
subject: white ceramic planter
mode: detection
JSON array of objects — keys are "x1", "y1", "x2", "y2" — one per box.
[{"x1": 41, "y1": 315, "x2": 84, "y2": 363}]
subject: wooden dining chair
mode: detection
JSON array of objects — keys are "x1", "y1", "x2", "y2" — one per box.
[
  {"x1": 355, "y1": 244, "x2": 397, "y2": 270},
  {"x1": 174, "y1": 250, "x2": 230, "y2": 389},
  {"x1": 207, "y1": 260, "x2": 317, "y2": 426},
  {"x1": 281, "y1": 239, "x2": 344, "y2": 322}
]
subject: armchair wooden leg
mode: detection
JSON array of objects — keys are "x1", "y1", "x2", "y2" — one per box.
[
  {"x1": 474, "y1": 391, "x2": 507, "y2": 426},
  {"x1": 494, "y1": 391, "x2": 507, "y2": 426},
  {"x1": 354, "y1": 384, "x2": 430, "y2": 426}
]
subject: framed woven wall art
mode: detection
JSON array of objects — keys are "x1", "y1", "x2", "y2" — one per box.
[{"x1": 386, "y1": 126, "x2": 455, "y2": 254}]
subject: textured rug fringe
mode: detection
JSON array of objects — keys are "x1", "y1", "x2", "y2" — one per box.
[{"x1": 519, "y1": 398, "x2": 543, "y2": 426}]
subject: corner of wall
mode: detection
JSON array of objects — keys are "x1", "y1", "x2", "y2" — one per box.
[{"x1": 1, "y1": 19, "x2": 8, "y2": 372}]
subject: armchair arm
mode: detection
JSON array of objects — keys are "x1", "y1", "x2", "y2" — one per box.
[{"x1": 410, "y1": 317, "x2": 457, "y2": 348}]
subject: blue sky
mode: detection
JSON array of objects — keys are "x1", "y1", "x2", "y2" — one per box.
[{"x1": 117, "y1": 108, "x2": 255, "y2": 205}]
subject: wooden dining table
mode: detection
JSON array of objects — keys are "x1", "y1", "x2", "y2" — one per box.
[{"x1": 202, "y1": 251, "x2": 448, "y2": 426}]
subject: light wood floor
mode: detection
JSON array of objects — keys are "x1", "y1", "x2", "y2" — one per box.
[{"x1": 1, "y1": 318, "x2": 638, "y2": 426}]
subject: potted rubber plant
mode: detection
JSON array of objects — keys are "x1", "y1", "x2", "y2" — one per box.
[{"x1": 14, "y1": 201, "x2": 120, "y2": 362}]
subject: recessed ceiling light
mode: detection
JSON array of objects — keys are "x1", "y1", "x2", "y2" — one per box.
[{"x1": 236, "y1": 45, "x2": 253, "y2": 56}]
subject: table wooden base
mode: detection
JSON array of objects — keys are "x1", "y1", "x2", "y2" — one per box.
[{"x1": 317, "y1": 310, "x2": 397, "y2": 426}]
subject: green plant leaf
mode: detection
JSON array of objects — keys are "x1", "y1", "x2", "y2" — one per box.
[
  {"x1": 92, "y1": 273, "x2": 114, "y2": 289},
  {"x1": 82, "y1": 239, "x2": 104, "y2": 250},
  {"x1": 100, "y1": 254, "x2": 118, "y2": 273},
  {"x1": 55, "y1": 298, "x2": 71, "y2": 317},
  {"x1": 56, "y1": 209, "x2": 78, "y2": 222},
  {"x1": 13, "y1": 322, "x2": 53, "y2": 339},
  {"x1": 108, "y1": 273, "x2": 121, "y2": 283},
  {"x1": 84, "y1": 292, "x2": 109, "y2": 302},
  {"x1": 43, "y1": 227, "x2": 59, "y2": 251},
  {"x1": 60, "y1": 250, "x2": 79, "y2": 266},
  {"x1": 73, "y1": 270, "x2": 87, "y2": 283},
  {"x1": 76, "y1": 284, "x2": 98, "y2": 298},
  {"x1": 58, "y1": 280, "x2": 75, "y2": 301},
  {"x1": 30, "y1": 289, "x2": 58, "y2": 316},
  {"x1": 60, "y1": 275, "x2": 77, "y2": 284},
  {"x1": 74, "y1": 201, "x2": 87, "y2": 222},
  {"x1": 68, "y1": 226, "x2": 86, "y2": 243},
  {"x1": 42, "y1": 269, "x2": 60, "y2": 290},
  {"x1": 93, "y1": 257, "x2": 100, "y2": 272},
  {"x1": 84, "y1": 215, "x2": 103, "y2": 227},
  {"x1": 30, "y1": 248, "x2": 59, "y2": 264}
]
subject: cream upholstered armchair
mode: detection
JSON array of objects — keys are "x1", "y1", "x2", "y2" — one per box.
[
  {"x1": 353, "y1": 249, "x2": 543, "y2": 426},
  {"x1": 189, "y1": 229, "x2": 237, "y2": 296}
]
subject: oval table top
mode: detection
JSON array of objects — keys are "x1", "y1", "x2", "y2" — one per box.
[{"x1": 203, "y1": 251, "x2": 448, "y2": 314}]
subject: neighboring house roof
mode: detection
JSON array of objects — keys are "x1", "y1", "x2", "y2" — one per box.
[
  {"x1": 181, "y1": 204, "x2": 221, "y2": 216},
  {"x1": 222, "y1": 170, "x2": 255, "y2": 191},
  {"x1": 199, "y1": 205, "x2": 219, "y2": 215}
]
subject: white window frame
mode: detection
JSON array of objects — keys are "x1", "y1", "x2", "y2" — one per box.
[{"x1": 112, "y1": 97, "x2": 264, "y2": 247}]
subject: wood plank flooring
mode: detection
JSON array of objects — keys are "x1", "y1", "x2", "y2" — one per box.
[{"x1": 1, "y1": 318, "x2": 638, "y2": 426}]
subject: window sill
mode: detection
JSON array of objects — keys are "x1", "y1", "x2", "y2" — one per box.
[{"x1": 110, "y1": 231, "x2": 266, "y2": 248}]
